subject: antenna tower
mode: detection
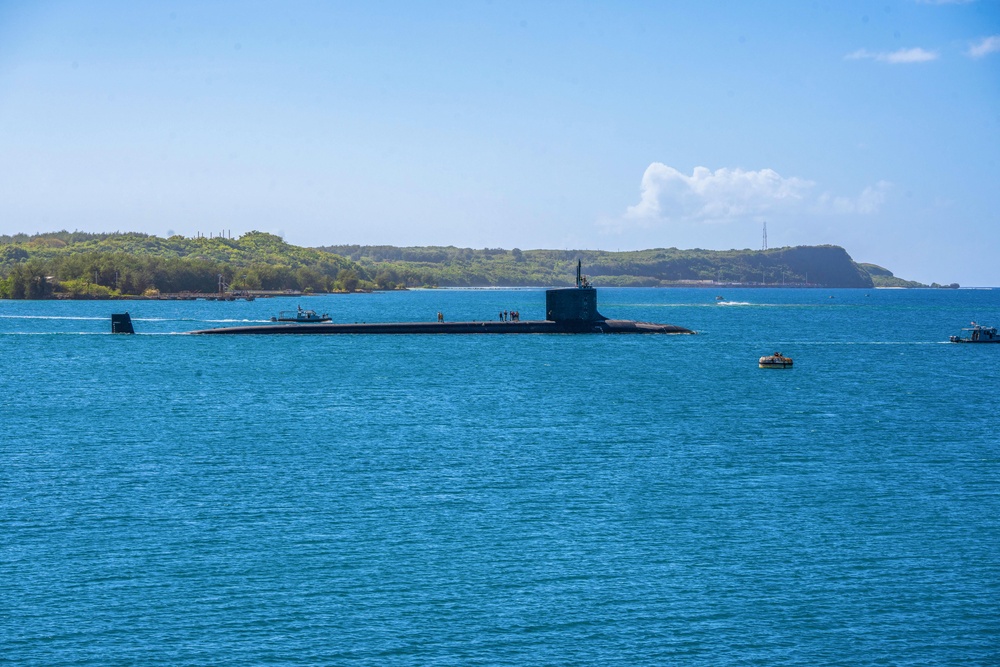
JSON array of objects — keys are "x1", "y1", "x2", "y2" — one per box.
[{"x1": 762, "y1": 221, "x2": 768, "y2": 251}]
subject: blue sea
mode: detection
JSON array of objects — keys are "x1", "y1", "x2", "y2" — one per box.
[{"x1": 2, "y1": 287, "x2": 999, "y2": 666}]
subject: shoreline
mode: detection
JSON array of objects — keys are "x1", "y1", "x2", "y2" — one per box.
[{"x1": 1, "y1": 284, "x2": 981, "y2": 300}]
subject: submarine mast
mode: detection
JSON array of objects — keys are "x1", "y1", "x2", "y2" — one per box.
[
  {"x1": 546, "y1": 259, "x2": 601, "y2": 325},
  {"x1": 575, "y1": 259, "x2": 590, "y2": 288}
]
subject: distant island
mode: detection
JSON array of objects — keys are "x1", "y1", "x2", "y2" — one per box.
[
  {"x1": 0, "y1": 231, "x2": 954, "y2": 299},
  {"x1": 323, "y1": 244, "x2": 957, "y2": 290}
]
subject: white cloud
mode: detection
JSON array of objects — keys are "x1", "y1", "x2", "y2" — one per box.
[
  {"x1": 816, "y1": 181, "x2": 891, "y2": 214},
  {"x1": 625, "y1": 164, "x2": 814, "y2": 222},
  {"x1": 886, "y1": 47, "x2": 939, "y2": 63},
  {"x1": 622, "y1": 163, "x2": 888, "y2": 226},
  {"x1": 968, "y1": 35, "x2": 1000, "y2": 58},
  {"x1": 846, "y1": 47, "x2": 939, "y2": 63},
  {"x1": 857, "y1": 181, "x2": 891, "y2": 213}
]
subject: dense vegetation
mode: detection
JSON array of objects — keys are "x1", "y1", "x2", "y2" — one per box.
[
  {"x1": 319, "y1": 244, "x2": 879, "y2": 288},
  {"x1": 0, "y1": 231, "x2": 366, "y2": 298},
  {"x1": 2, "y1": 231, "x2": 943, "y2": 299},
  {"x1": 858, "y1": 263, "x2": 955, "y2": 289}
]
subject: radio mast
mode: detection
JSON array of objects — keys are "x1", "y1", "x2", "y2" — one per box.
[{"x1": 762, "y1": 221, "x2": 768, "y2": 251}]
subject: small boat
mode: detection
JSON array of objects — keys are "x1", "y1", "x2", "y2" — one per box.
[
  {"x1": 950, "y1": 323, "x2": 1000, "y2": 343},
  {"x1": 759, "y1": 352, "x2": 793, "y2": 368},
  {"x1": 271, "y1": 306, "x2": 331, "y2": 323},
  {"x1": 716, "y1": 295, "x2": 725, "y2": 301}
]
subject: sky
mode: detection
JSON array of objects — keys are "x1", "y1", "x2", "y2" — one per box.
[{"x1": 0, "y1": 1, "x2": 998, "y2": 285}]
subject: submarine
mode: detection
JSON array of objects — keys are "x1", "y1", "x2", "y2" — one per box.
[{"x1": 166, "y1": 262, "x2": 693, "y2": 336}]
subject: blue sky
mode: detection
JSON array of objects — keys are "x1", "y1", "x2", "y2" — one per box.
[{"x1": 1, "y1": 1, "x2": 997, "y2": 285}]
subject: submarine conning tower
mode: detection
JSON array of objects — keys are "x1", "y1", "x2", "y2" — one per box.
[{"x1": 545, "y1": 260, "x2": 606, "y2": 324}]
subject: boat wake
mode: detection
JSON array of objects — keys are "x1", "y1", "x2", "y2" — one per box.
[
  {"x1": 0, "y1": 315, "x2": 107, "y2": 321},
  {"x1": 793, "y1": 341, "x2": 946, "y2": 346},
  {"x1": 0, "y1": 331, "x2": 190, "y2": 336},
  {"x1": 0, "y1": 314, "x2": 271, "y2": 322},
  {"x1": 0, "y1": 331, "x2": 113, "y2": 336},
  {"x1": 187, "y1": 318, "x2": 273, "y2": 323}
]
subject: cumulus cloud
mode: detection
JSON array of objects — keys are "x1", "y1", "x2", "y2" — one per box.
[
  {"x1": 622, "y1": 163, "x2": 888, "y2": 225},
  {"x1": 968, "y1": 35, "x2": 1000, "y2": 58},
  {"x1": 846, "y1": 47, "x2": 939, "y2": 63},
  {"x1": 625, "y1": 164, "x2": 813, "y2": 222}
]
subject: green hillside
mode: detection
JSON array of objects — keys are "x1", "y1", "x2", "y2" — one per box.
[
  {"x1": 857, "y1": 263, "x2": 921, "y2": 288},
  {"x1": 2, "y1": 230, "x2": 941, "y2": 299},
  {"x1": 0, "y1": 231, "x2": 366, "y2": 298},
  {"x1": 319, "y1": 244, "x2": 877, "y2": 289}
]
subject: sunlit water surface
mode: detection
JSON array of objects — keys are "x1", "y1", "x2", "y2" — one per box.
[{"x1": 2, "y1": 288, "x2": 998, "y2": 665}]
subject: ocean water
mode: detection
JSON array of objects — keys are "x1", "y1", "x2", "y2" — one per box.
[{"x1": 2, "y1": 287, "x2": 999, "y2": 666}]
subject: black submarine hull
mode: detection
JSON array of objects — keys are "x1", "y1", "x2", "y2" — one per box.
[
  {"x1": 187, "y1": 267, "x2": 693, "y2": 336},
  {"x1": 188, "y1": 319, "x2": 693, "y2": 335}
]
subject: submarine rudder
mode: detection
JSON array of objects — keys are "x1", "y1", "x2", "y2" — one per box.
[{"x1": 111, "y1": 312, "x2": 134, "y2": 334}]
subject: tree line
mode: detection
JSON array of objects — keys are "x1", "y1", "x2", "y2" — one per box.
[
  {"x1": 1, "y1": 232, "x2": 367, "y2": 298},
  {"x1": 318, "y1": 244, "x2": 882, "y2": 288},
  {"x1": 5, "y1": 231, "x2": 941, "y2": 299}
]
